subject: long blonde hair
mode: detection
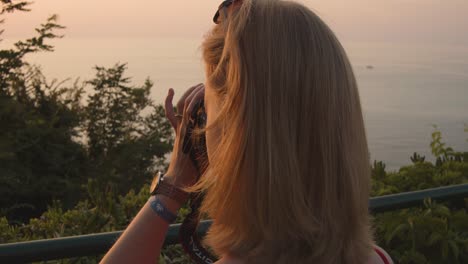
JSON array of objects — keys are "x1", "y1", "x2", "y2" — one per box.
[{"x1": 191, "y1": 0, "x2": 373, "y2": 263}]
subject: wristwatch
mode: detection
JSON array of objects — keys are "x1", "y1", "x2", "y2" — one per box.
[{"x1": 150, "y1": 172, "x2": 189, "y2": 205}]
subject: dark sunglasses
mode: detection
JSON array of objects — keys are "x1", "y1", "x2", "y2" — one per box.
[{"x1": 213, "y1": 0, "x2": 240, "y2": 24}]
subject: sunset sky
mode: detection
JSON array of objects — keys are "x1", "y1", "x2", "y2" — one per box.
[{"x1": 3, "y1": 0, "x2": 468, "y2": 45}]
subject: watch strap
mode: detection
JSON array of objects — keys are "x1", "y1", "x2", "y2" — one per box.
[{"x1": 151, "y1": 176, "x2": 189, "y2": 205}]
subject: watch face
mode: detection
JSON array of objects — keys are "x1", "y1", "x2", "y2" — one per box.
[{"x1": 150, "y1": 172, "x2": 162, "y2": 194}]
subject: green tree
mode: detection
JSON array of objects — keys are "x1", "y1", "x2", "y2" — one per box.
[
  {"x1": 0, "y1": 1, "x2": 87, "y2": 222},
  {"x1": 84, "y1": 63, "x2": 173, "y2": 199},
  {"x1": 0, "y1": 1, "x2": 174, "y2": 223}
]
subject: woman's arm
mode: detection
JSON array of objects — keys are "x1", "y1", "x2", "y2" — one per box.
[
  {"x1": 100, "y1": 194, "x2": 181, "y2": 264},
  {"x1": 100, "y1": 85, "x2": 206, "y2": 264}
]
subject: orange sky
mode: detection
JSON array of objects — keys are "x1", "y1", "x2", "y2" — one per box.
[{"x1": 3, "y1": 0, "x2": 468, "y2": 44}]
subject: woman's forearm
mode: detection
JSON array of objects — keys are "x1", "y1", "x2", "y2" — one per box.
[{"x1": 100, "y1": 195, "x2": 181, "y2": 264}]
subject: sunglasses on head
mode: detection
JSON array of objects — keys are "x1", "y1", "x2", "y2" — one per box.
[{"x1": 213, "y1": 0, "x2": 242, "y2": 24}]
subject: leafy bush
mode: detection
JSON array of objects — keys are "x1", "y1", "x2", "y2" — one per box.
[
  {"x1": 374, "y1": 200, "x2": 468, "y2": 264},
  {"x1": 0, "y1": 183, "x2": 193, "y2": 263},
  {"x1": 370, "y1": 127, "x2": 468, "y2": 264}
]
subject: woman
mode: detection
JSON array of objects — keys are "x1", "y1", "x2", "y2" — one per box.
[{"x1": 101, "y1": 0, "x2": 393, "y2": 263}]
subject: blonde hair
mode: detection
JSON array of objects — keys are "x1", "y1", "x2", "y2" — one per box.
[{"x1": 191, "y1": 0, "x2": 374, "y2": 263}]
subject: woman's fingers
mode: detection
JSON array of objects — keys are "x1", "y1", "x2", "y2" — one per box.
[
  {"x1": 165, "y1": 84, "x2": 203, "y2": 129},
  {"x1": 176, "y1": 83, "x2": 203, "y2": 113},
  {"x1": 183, "y1": 85, "x2": 204, "y2": 115},
  {"x1": 185, "y1": 85, "x2": 205, "y2": 116},
  {"x1": 165, "y1": 88, "x2": 178, "y2": 129}
]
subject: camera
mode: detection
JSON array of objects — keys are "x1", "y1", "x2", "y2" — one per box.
[{"x1": 182, "y1": 100, "x2": 209, "y2": 173}]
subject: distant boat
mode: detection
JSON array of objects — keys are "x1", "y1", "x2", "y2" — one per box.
[{"x1": 366, "y1": 65, "x2": 374, "y2": 70}]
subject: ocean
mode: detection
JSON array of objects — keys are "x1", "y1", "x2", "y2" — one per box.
[{"x1": 5, "y1": 38, "x2": 468, "y2": 171}]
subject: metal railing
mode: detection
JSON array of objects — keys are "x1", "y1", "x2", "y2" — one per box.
[{"x1": 1, "y1": 183, "x2": 467, "y2": 263}]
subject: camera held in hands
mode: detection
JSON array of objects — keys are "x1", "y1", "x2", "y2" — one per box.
[{"x1": 181, "y1": 99, "x2": 209, "y2": 174}]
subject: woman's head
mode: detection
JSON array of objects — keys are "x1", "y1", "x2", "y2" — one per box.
[{"x1": 195, "y1": 0, "x2": 373, "y2": 262}]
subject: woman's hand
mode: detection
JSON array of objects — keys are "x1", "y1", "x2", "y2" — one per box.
[{"x1": 164, "y1": 83, "x2": 205, "y2": 189}]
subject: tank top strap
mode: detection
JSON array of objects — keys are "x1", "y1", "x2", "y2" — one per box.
[{"x1": 373, "y1": 246, "x2": 391, "y2": 264}]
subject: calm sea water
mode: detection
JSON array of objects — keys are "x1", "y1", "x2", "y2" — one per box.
[{"x1": 5, "y1": 38, "x2": 468, "y2": 170}]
